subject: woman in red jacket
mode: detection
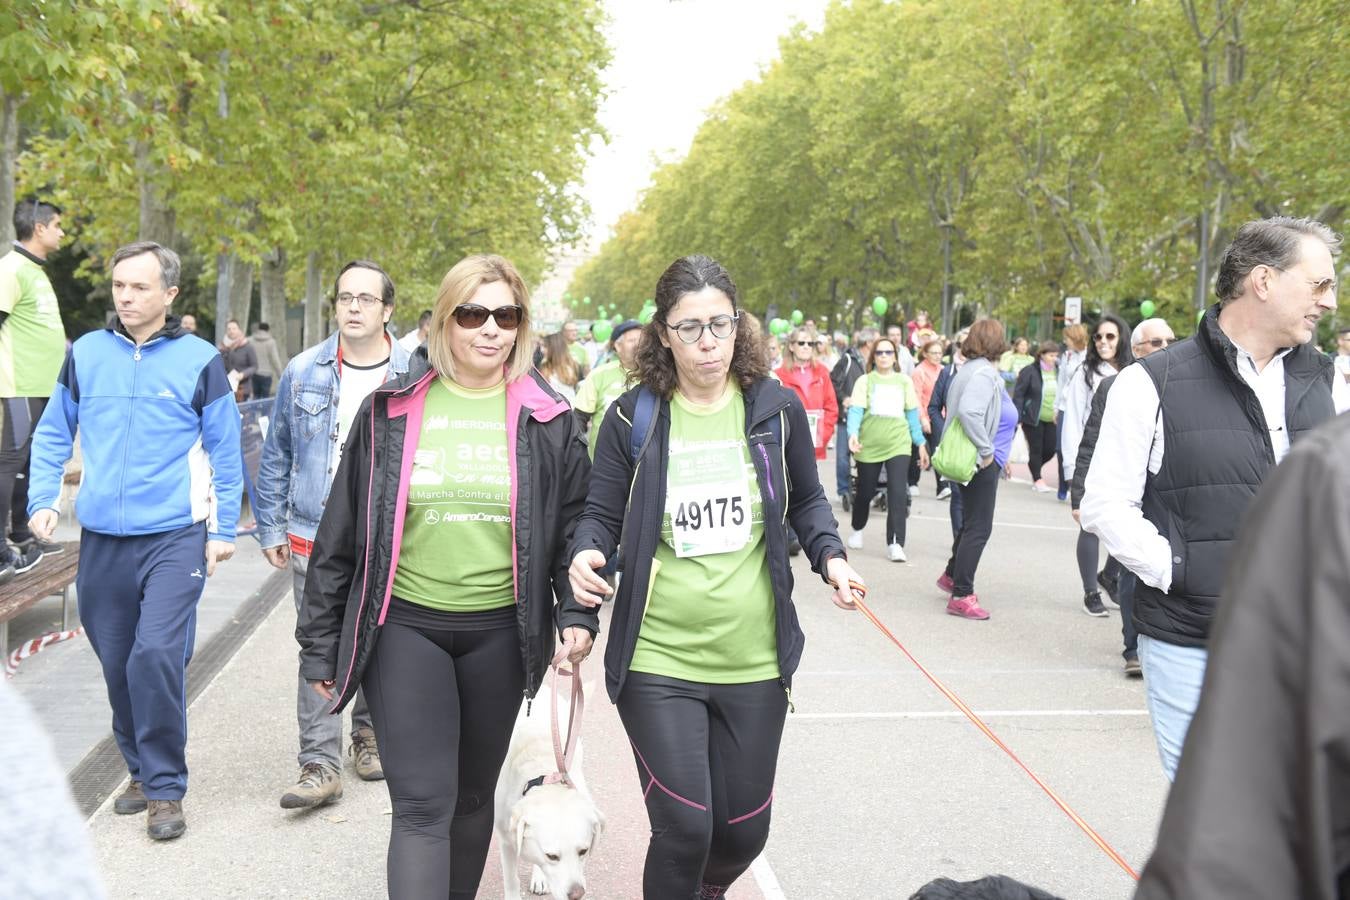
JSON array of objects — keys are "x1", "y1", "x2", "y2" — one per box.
[{"x1": 774, "y1": 326, "x2": 838, "y2": 461}]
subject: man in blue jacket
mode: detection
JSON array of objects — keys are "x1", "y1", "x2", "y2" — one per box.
[
  {"x1": 27, "y1": 241, "x2": 242, "y2": 841},
  {"x1": 254, "y1": 259, "x2": 411, "y2": 810}
]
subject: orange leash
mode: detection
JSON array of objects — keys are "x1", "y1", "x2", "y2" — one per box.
[{"x1": 837, "y1": 579, "x2": 1139, "y2": 882}]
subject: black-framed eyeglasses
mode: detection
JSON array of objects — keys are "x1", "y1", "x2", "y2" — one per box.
[
  {"x1": 451, "y1": 303, "x2": 525, "y2": 330},
  {"x1": 1093, "y1": 333, "x2": 1118, "y2": 343},
  {"x1": 335, "y1": 292, "x2": 384, "y2": 309},
  {"x1": 666, "y1": 314, "x2": 738, "y2": 344},
  {"x1": 1137, "y1": 337, "x2": 1173, "y2": 349}
]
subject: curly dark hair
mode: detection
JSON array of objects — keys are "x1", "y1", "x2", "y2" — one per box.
[{"x1": 634, "y1": 255, "x2": 770, "y2": 398}]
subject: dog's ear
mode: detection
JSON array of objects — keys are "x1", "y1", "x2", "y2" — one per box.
[
  {"x1": 511, "y1": 806, "x2": 528, "y2": 858},
  {"x1": 588, "y1": 808, "x2": 606, "y2": 854}
]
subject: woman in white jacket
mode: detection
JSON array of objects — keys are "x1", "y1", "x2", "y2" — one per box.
[{"x1": 1060, "y1": 313, "x2": 1132, "y2": 617}]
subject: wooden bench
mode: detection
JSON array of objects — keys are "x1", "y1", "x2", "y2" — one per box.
[{"x1": 0, "y1": 542, "x2": 80, "y2": 653}]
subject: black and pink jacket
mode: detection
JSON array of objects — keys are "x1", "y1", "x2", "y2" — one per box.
[{"x1": 297, "y1": 353, "x2": 597, "y2": 711}]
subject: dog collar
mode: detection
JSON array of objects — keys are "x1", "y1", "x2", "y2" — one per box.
[{"x1": 522, "y1": 775, "x2": 547, "y2": 796}]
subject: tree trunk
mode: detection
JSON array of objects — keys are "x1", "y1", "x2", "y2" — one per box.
[
  {"x1": 214, "y1": 253, "x2": 233, "y2": 345},
  {"x1": 135, "y1": 141, "x2": 177, "y2": 245},
  {"x1": 304, "y1": 251, "x2": 325, "y2": 349},
  {"x1": 260, "y1": 246, "x2": 288, "y2": 365},
  {"x1": 0, "y1": 90, "x2": 19, "y2": 246},
  {"x1": 229, "y1": 255, "x2": 254, "y2": 328}
]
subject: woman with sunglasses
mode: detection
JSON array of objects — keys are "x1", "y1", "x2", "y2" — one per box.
[
  {"x1": 775, "y1": 327, "x2": 839, "y2": 463},
  {"x1": 845, "y1": 336, "x2": 929, "y2": 561},
  {"x1": 569, "y1": 255, "x2": 864, "y2": 899},
  {"x1": 1060, "y1": 313, "x2": 1133, "y2": 617},
  {"x1": 297, "y1": 254, "x2": 595, "y2": 899}
]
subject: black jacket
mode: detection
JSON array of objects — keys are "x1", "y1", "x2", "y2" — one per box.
[
  {"x1": 1069, "y1": 373, "x2": 1118, "y2": 511},
  {"x1": 1132, "y1": 305, "x2": 1335, "y2": 647},
  {"x1": 1011, "y1": 361, "x2": 1055, "y2": 427},
  {"x1": 830, "y1": 348, "x2": 865, "y2": 424},
  {"x1": 570, "y1": 378, "x2": 846, "y2": 702},
  {"x1": 297, "y1": 355, "x2": 598, "y2": 711},
  {"x1": 1135, "y1": 412, "x2": 1350, "y2": 899},
  {"x1": 926, "y1": 361, "x2": 959, "y2": 442}
]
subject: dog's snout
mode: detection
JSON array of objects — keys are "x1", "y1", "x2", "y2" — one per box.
[{"x1": 567, "y1": 886, "x2": 586, "y2": 900}]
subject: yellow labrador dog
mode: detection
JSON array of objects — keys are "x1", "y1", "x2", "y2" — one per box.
[{"x1": 495, "y1": 689, "x2": 604, "y2": 900}]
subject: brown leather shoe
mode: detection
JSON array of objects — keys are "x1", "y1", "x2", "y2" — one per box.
[
  {"x1": 114, "y1": 780, "x2": 147, "y2": 815},
  {"x1": 350, "y1": 727, "x2": 384, "y2": 781},
  {"x1": 147, "y1": 799, "x2": 186, "y2": 840}
]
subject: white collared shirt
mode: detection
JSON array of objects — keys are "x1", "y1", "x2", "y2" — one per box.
[{"x1": 1080, "y1": 344, "x2": 1293, "y2": 593}]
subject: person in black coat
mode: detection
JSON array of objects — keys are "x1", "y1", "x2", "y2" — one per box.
[{"x1": 1011, "y1": 341, "x2": 1060, "y2": 491}]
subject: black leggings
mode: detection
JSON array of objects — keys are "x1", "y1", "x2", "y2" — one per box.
[
  {"x1": 362, "y1": 620, "x2": 524, "y2": 900},
  {"x1": 616, "y1": 673, "x2": 788, "y2": 900},
  {"x1": 852, "y1": 454, "x2": 910, "y2": 546},
  {"x1": 1021, "y1": 420, "x2": 1057, "y2": 483},
  {"x1": 944, "y1": 461, "x2": 1000, "y2": 597},
  {"x1": 1076, "y1": 529, "x2": 1123, "y2": 595}
]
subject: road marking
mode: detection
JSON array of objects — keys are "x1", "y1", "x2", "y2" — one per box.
[
  {"x1": 787, "y1": 709, "x2": 1149, "y2": 720},
  {"x1": 796, "y1": 668, "x2": 1110, "y2": 676},
  {"x1": 908, "y1": 512, "x2": 1079, "y2": 533},
  {"x1": 751, "y1": 853, "x2": 788, "y2": 900}
]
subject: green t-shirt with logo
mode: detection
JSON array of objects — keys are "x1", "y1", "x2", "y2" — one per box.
[
  {"x1": 0, "y1": 249, "x2": 65, "y2": 397},
  {"x1": 574, "y1": 359, "x2": 630, "y2": 458},
  {"x1": 630, "y1": 383, "x2": 779, "y2": 684},
  {"x1": 848, "y1": 371, "x2": 919, "y2": 463},
  {"x1": 392, "y1": 378, "x2": 514, "y2": 612},
  {"x1": 1038, "y1": 370, "x2": 1057, "y2": 422}
]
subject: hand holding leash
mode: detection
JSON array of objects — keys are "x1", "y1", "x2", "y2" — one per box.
[{"x1": 825, "y1": 556, "x2": 866, "y2": 610}]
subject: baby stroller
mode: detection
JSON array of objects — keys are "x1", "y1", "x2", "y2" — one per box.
[{"x1": 849, "y1": 454, "x2": 912, "y2": 513}]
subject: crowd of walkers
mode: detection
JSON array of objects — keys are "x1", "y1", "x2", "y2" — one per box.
[{"x1": 5, "y1": 199, "x2": 1349, "y2": 898}]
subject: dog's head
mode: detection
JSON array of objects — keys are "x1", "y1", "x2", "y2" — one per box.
[{"x1": 511, "y1": 787, "x2": 605, "y2": 900}]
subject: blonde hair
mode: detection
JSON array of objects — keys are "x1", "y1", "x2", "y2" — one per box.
[
  {"x1": 1063, "y1": 323, "x2": 1088, "y2": 351},
  {"x1": 427, "y1": 254, "x2": 534, "y2": 384}
]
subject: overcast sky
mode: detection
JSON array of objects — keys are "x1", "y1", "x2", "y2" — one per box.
[{"x1": 538, "y1": 0, "x2": 827, "y2": 305}]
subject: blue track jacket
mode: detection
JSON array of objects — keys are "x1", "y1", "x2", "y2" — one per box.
[{"x1": 28, "y1": 318, "x2": 243, "y2": 541}]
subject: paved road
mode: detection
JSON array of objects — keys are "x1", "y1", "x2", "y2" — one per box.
[{"x1": 19, "y1": 461, "x2": 1166, "y2": 898}]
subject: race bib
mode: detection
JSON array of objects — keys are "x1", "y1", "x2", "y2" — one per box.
[
  {"x1": 666, "y1": 442, "x2": 752, "y2": 558},
  {"x1": 870, "y1": 383, "x2": 906, "y2": 418},
  {"x1": 805, "y1": 408, "x2": 825, "y2": 450}
]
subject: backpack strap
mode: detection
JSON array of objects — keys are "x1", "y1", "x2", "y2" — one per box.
[{"x1": 629, "y1": 385, "x2": 660, "y2": 465}]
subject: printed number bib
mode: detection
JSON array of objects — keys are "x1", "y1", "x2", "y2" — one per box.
[
  {"x1": 870, "y1": 383, "x2": 906, "y2": 418},
  {"x1": 666, "y1": 442, "x2": 752, "y2": 558},
  {"x1": 805, "y1": 408, "x2": 825, "y2": 450}
]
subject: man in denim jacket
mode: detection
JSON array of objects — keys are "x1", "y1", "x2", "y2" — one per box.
[{"x1": 255, "y1": 260, "x2": 411, "y2": 810}]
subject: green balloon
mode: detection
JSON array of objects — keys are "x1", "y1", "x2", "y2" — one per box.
[
  {"x1": 612, "y1": 314, "x2": 622, "y2": 325},
  {"x1": 770, "y1": 318, "x2": 790, "y2": 336},
  {"x1": 583, "y1": 296, "x2": 591, "y2": 306},
  {"x1": 872, "y1": 296, "x2": 889, "y2": 317},
  {"x1": 790, "y1": 309, "x2": 804, "y2": 325},
  {"x1": 638, "y1": 306, "x2": 656, "y2": 324},
  {"x1": 1139, "y1": 299, "x2": 1156, "y2": 318},
  {"x1": 591, "y1": 321, "x2": 613, "y2": 343}
]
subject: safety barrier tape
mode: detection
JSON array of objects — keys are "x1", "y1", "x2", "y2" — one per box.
[{"x1": 5, "y1": 628, "x2": 84, "y2": 678}]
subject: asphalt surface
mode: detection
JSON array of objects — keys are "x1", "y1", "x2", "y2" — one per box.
[{"x1": 16, "y1": 459, "x2": 1166, "y2": 899}]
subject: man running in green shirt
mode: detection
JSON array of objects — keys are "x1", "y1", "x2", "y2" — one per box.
[
  {"x1": 574, "y1": 318, "x2": 642, "y2": 457},
  {"x1": 0, "y1": 199, "x2": 67, "y2": 574}
]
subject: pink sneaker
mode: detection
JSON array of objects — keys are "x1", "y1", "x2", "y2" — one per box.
[
  {"x1": 935, "y1": 572, "x2": 956, "y2": 594},
  {"x1": 946, "y1": 594, "x2": 990, "y2": 620}
]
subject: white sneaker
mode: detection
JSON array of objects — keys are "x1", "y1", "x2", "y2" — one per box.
[
  {"x1": 847, "y1": 530, "x2": 864, "y2": 550},
  {"x1": 907, "y1": 484, "x2": 919, "y2": 498},
  {"x1": 887, "y1": 543, "x2": 906, "y2": 562},
  {"x1": 936, "y1": 485, "x2": 952, "y2": 500}
]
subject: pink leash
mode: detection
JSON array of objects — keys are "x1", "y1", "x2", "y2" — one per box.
[{"x1": 543, "y1": 640, "x2": 584, "y2": 787}]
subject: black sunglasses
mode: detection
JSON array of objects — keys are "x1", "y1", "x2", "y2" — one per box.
[
  {"x1": 793, "y1": 340, "x2": 814, "y2": 347},
  {"x1": 451, "y1": 304, "x2": 525, "y2": 330}
]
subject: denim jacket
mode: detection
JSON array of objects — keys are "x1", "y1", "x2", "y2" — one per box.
[{"x1": 254, "y1": 331, "x2": 411, "y2": 547}]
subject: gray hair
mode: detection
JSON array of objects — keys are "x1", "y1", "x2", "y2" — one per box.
[
  {"x1": 1214, "y1": 216, "x2": 1341, "y2": 306},
  {"x1": 1131, "y1": 317, "x2": 1170, "y2": 345},
  {"x1": 110, "y1": 241, "x2": 181, "y2": 290}
]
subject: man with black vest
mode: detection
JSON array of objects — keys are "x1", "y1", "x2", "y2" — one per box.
[{"x1": 1080, "y1": 216, "x2": 1338, "y2": 780}]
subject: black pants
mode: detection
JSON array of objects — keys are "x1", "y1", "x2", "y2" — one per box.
[
  {"x1": 362, "y1": 618, "x2": 524, "y2": 900},
  {"x1": 1076, "y1": 529, "x2": 1124, "y2": 594},
  {"x1": 251, "y1": 374, "x2": 273, "y2": 399},
  {"x1": 1021, "y1": 420, "x2": 1057, "y2": 483},
  {"x1": 852, "y1": 455, "x2": 910, "y2": 546},
  {"x1": 0, "y1": 397, "x2": 45, "y2": 545},
  {"x1": 616, "y1": 673, "x2": 787, "y2": 900},
  {"x1": 944, "y1": 461, "x2": 1000, "y2": 597}
]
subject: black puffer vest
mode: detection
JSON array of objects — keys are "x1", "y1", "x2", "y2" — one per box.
[{"x1": 1132, "y1": 305, "x2": 1334, "y2": 647}]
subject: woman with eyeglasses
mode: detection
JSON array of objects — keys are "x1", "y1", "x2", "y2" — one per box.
[
  {"x1": 845, "y1": 336, "x2": 929, "y2": 561},
  {"x1": 569, "y1": 255, "x2": 864, "y2": 899},
  {"x1": 297, "y1": 254, "x2": 596, "y2": 899},
  {"x1": 1060, "y1": 313, "x2": 1133, "y2": 617},
  {"x1": 912, "y1": 337, "x2": 949, "y2": 498}
]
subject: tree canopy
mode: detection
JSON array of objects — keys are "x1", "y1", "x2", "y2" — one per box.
[{"x1": 568, "y1": 0, "x2": 1347, "y2": 338}]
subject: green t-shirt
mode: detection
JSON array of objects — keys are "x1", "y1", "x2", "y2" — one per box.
[
  {"x1": 568, "y1": 342, "x2": 589, "y2": 370},
  {"x1": 392, "y1": 378, "x2": 514, "y2": 612},
  {"x1": 848, "y1": 371, "x2": 919, "y2": 463},
  {"x1": 1038, "y1": 369, "x2": 1057, "y2": 422},
  {"x1": 574, "y1": 359, "x2": 630, "y2": 458},
  {"x1": 0, "y1": 249, "x2": 65, "y2": 397},
  {"x1": 631, "y1": 383, "x2": 779, "y2": 684}
]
